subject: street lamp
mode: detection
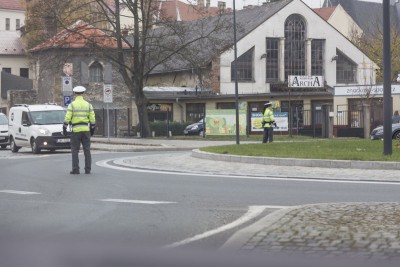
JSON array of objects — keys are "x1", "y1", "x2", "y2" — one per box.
[
  {"x1": 233, "y1": 0, "x2": 240, "y2": 145},
  {"x1": 383, "y1": 0, "x2": 392, "y2": 155}
]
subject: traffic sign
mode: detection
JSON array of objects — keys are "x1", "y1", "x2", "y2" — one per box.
[
  {"x1": 104, "y1": 84, "x2": 113, "y2": 103},
  {"x1": 64, "y1": 95, "x2": 72, "y2": 107},
  {"x1": 62, "y1": 77, "x2": 73, "y2": 92}
]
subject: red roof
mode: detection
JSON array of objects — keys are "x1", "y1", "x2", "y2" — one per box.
[
  {"x1": 0, "y1": 0, "x2": 24, "y2": 11},
  {"x1": 30, "y1": 20, "x2": 129, "y2": 52},
  {"x1": 158, "y1": 0, "x2": 230, "y2": 21},
  {"x1": 314, "y1": 6, "x2": 336, "y2": 21}
]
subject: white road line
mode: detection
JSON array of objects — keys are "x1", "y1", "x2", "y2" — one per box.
[
  {"x1": 99, "y1": 199, "x2": 176, "y2": 205},
  {"x1": 163, "y1": 205, "x2": 274, "y2": 249},
  {"x1": 0, "y1": 190, "x2": 41, "y2": 195},
  {"x1": 96, "y1": 158, "x2": 400, "y2": 186}
]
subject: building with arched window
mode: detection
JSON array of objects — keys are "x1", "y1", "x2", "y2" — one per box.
[{"x1": 146, "y1": 0, "x2": 385, "y2": 137}]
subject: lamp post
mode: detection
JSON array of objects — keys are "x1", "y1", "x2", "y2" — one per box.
[
  {"x1": 383, "y1": 0, "x2": 392, "y2": 155},
  {"x1": 233, "y1": 0, "x2": 240, "y2": 145}
]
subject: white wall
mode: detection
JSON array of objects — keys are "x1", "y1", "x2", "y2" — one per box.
[
  {"x1": 219, "y1": 0, "x2": 377, "y2": 95},
  {"x1": 0, "y1": 9, "x2": 25, "y2": 31},
  {"x1": 328, "y1": 5, "x2": 363, "y2": 40},
  {"x1": 0, "y1": 55, "x2": 31, "y2": 78}
]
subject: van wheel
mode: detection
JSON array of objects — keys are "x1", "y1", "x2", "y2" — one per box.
[
  {"x1": 10, "y1": 137, "x2": 20, "y2": 153},
  {"x1": 1, "y1": 145, "x2": 6, "y2": 149},
  {"x1": 31, "y1": 138, "x2": 41, "y2": 154}
]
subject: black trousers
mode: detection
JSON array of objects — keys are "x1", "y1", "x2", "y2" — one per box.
[
  {"x1": 262, "y1": 127, "x2": 274, "y2": 143},
  {"x1": 70, "y1": 131, "x2": 91, "y2": 172}
]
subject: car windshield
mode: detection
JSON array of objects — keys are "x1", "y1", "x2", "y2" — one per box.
[
  {"x1": 30, "y1": 110, "x2": 66, "y2": 125},
  {"x1": 0, "y1": 114, "x2": 8, "y2": 125}
]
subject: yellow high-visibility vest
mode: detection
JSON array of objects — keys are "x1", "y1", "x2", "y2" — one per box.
[
  {"x1": 64, "y1": 96, "x2": 96, "y2": 132},
  {"x1": 262, "y1": 108, "x2": 275, "y2": 128}
]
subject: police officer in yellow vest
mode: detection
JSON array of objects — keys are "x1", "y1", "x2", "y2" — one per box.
[
  {"x1": 64, "y1": 86, "x2": 96, "y2": 174},
  {"x1": 262, "y1": 101, "x2": 276, "y2": 143}
]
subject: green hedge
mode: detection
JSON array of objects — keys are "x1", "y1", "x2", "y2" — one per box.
[{"x1": 148, "y1": 121, "x2": 192, "y2": 136}]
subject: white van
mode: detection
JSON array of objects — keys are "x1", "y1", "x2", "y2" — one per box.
[
  {"x1": 0, "y1": 112, "x2": 9, "y2": 149},
  {"x1": 8, "y1": 104, "x2": 71, "y2": 153}
]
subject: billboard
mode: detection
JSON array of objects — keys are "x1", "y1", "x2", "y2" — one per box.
[
  {"x1": 205, "y1": 109, "x2": 247, "y2": 135},
  {"x1": 250, "y1": 112, "x2": 288, "y2": 132}
]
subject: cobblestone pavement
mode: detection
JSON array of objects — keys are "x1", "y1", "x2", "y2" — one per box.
[
  {"x1": 228, "y1": 203, "x2": 400, "y2": 261},
  {"x1": 91, "y1": 138, "x2": 400, "y2": 261}
]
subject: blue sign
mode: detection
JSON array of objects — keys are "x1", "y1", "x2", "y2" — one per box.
[{"x1": 64, "y1": 95, "x2": 72, "y2": 107}]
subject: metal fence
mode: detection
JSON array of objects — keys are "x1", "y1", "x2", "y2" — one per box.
[
  {"x1": 336, "y1": 110, "x2": 364, "y2": 128},
  {"x1": 94, "y1": 108, "x2": 132, "y2": 137}
]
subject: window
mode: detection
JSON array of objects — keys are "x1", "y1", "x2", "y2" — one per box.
[
  {"x1": 6, "y1": 18, "x2": 10, "y2": 31},
  {"x1": 231, "y1": 47, "x2": 254, "y2": 81},
  {"x1": 284, "y1": 14, "x2": 306, "y2": 80},
  {"x1": 2, "y1": 68, "x2": 11, "y2": 73},
  {"x1": 336, "y1": 50, "x2": 357, "y2": 84},
  {"x1": 16, "y1": 19, "x2": 20, "y2": 30},
  {"x1": 265, "y1": 38, "x2": 279, "y2": 81},
  {"x1": 311, "y1": 39, "x2": 324, "y2": 76},
  {"x1": 20, "y1": 68, "x2": 29, "y2": 78},
  {"x1": 147, "y1": 103, "x2": 173, "y2": 122},
  {"x1": 22, "y1": 112, "x2": 30, "y2": 125},
  {"x1": 89, "y1": 62, "x2": 103, "y2": 82},
  {"x1": 186, "y1": 103, "x2": 205, "y2": 122}
]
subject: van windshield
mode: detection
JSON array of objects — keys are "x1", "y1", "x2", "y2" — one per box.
[
  {"x1": 30, "y1": 110, "x2": 66, "y2": 125},
  {"x1": 0, "y1": 114, "x2": 8, "y2": 125}
]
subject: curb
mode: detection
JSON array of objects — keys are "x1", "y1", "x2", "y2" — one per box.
[
  {"x1": 220, "y1": 206, "x2": 298, "y2": 251},
  {"x1": 191, "y1": 149, "x2": 400, "y2": 170}
]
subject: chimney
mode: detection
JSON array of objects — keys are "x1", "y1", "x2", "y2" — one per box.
[
  {"x1": 218, "y1": 1, "x2": 226, "y2": 10},
  {"x1": 198, "y1": 0, "x2": 204, "y2": 7},
  {"x1": 206, "y1": 0, "x2": 210, "y2": 9}
]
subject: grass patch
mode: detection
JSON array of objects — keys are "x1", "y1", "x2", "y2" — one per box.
[
  {"x1": 200, "y1": 139, "x2": 400, "y2": 162},
  {"x1": 156, "y1": 134, "x2": 315, "y2": 142}
]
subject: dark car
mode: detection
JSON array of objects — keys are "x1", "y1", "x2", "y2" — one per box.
[
  {"x1": 183, "y1": 119, "x2": 205, "y2": 136},
  {"x1": 0, "y1": 112, "x2": 9, "y2": 149},
  {"x1": 370, "y1": 117, "x2": 400, "y2": 140}
]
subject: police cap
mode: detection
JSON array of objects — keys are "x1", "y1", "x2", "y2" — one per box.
[{"x1": 73, "y1": 86, "x2": 86, "y2": 93}]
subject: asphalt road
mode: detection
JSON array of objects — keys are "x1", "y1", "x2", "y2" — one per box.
[{"x1": 1, "y1": 148, "x2": 400, "y2": 253}]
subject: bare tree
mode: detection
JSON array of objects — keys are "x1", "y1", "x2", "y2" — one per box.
[
  {"x1": 25, "y1": 0, "x2": 232, "y2": 137},
  {"x1": 350, "y1": 14, "x2": 400, "y2": 83}
]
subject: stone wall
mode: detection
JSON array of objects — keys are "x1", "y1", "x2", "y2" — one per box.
[
  {"x1": 7, "y1": 90, "x2": 38, "y2": 112},
  {"x1": 31, "y1": 49, "x2": 133, "y2": 136}
]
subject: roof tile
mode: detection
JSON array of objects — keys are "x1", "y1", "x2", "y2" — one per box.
[
  {"x1": 29, "y1": 20, "x2": 129, "y2": 52},
  {"x1": 0, "y1": 0, "x2": 25, "y2": 11}
]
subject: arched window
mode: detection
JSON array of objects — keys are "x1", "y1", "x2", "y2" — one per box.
[
  {"x1": 284, "y1": 14, "x2": 306, "y2": 80},
  {"x1": 89, "y1": 61, "x2": 103, "y2": 82}
]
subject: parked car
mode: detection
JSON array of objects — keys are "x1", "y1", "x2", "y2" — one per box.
[
  {"x1": 183, "y1": 119, "x2": 205, "y2": 136},
  {"x1": 370, "y1": 121, "x2": 400, "y2": 140},
  {"x1": 0, "y1": 112, "x2": 10, "y2": 149}
]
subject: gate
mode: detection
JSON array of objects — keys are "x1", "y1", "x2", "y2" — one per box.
[{"x1": 94, "y1": 108, "x2": 132, "y2": 137}]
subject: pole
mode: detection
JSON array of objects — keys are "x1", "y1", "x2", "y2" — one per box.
[
  {"x1": 383, "y1": 0, "x2": 392, "y2": 155},
  {"x1": 233, "y1": 0, "x2": 240, "y2": 145},
  {"x1": 107, "y1": 103, "x2": 110, "y2": 140}
]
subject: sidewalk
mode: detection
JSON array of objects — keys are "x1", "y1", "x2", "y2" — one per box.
[{"x1": 91, "y1": 137, "x2": 400, "y2": 260}]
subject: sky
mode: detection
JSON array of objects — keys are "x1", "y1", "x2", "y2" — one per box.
[{"x1": 185, "y1": 0, "x2": 383, "y2": 10}]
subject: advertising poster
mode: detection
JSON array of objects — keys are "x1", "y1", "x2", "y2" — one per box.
[
  {"x1": 251, "y1": 112, "x2": 288, "y2": 132},
  {"x1": 205, "y1": 109, "x2": 247, "y2": 135}
]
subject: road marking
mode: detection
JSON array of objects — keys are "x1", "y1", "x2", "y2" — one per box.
[
  {"x1": 163, "y1": 205, "x2": 275, "y2": 249},
  {"x1": 99, "y1": 199, "x2": 176, "y2": 205},
  {"x1": 0, "y1": 190, "x2": 41, "y2": 195},
  {"x1": 97, "y1": 158, "x2": 400, "y2": 186}
]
